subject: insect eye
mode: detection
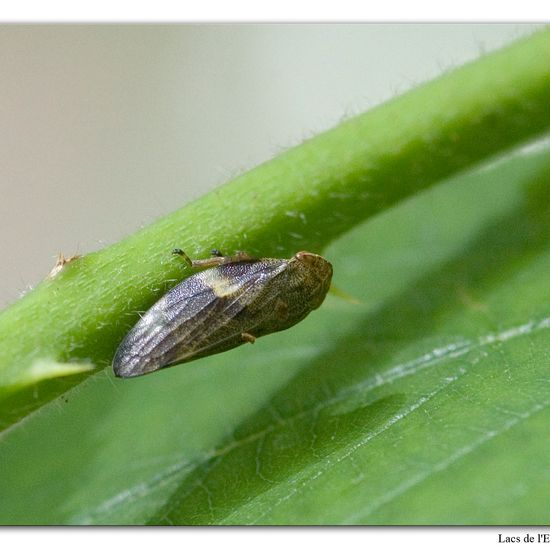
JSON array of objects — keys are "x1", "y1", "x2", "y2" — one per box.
[{"x1": 295, "y1": 251, "x2": 317, "y2": 264}]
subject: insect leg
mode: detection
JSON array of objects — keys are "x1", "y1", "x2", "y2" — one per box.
[
  {"x1": 241, "y1": 332, "x2": 256, "y2": 344},
  {"x1": 171, "y1": 248, "x2": 193, "y2": 268},
  {"x1": 172, "y1": 248, "x2": 255, "y2": 270}
]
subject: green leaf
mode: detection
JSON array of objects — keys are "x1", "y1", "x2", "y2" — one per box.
[
  {"x1": 2, "y1": 29, "x2": 550, "y2": 432},
  {"x1": 2, "y1": 145, "x2": 550, "y2": 524}
]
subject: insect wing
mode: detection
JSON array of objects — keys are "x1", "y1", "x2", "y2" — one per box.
[{"x1": 113, "y1": 259, "x2": 287, "y2": 377}]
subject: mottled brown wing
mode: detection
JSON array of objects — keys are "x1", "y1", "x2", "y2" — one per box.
[
  {"x1": 113, "y1": 259, "x2": 287, "y2": 377},
  {"x1": 160, "y1": 260, "x2": 288, "y2": 363}
]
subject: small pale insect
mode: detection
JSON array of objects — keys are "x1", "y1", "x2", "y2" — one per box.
[{"x1": 113, "y1": 249, "x2": 333, "y2": 378}]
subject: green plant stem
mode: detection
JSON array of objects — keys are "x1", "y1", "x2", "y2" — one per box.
[{"x1": 1, "y1": 29, "x2": 550, "y2": 429}]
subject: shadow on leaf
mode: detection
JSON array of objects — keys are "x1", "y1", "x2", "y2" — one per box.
[{"x1": 151, "y1": 157, "x2": 550, "y2": 524}]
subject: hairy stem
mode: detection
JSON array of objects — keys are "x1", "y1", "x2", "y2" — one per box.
[{"x1": 1, "y1": 29, "x2": 550, "y2": 429}]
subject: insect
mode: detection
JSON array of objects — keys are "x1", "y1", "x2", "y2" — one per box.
[{"x1": 113, "y1": 249, "x2": 333, "y2": 378}]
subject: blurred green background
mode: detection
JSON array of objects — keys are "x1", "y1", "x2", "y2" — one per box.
[
  {"x1": 2, "y1": 25, "x2": 550, "y2": 525},
  {"x1": 0, "y1": 24, "x2": 540, "y2": 307}
]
